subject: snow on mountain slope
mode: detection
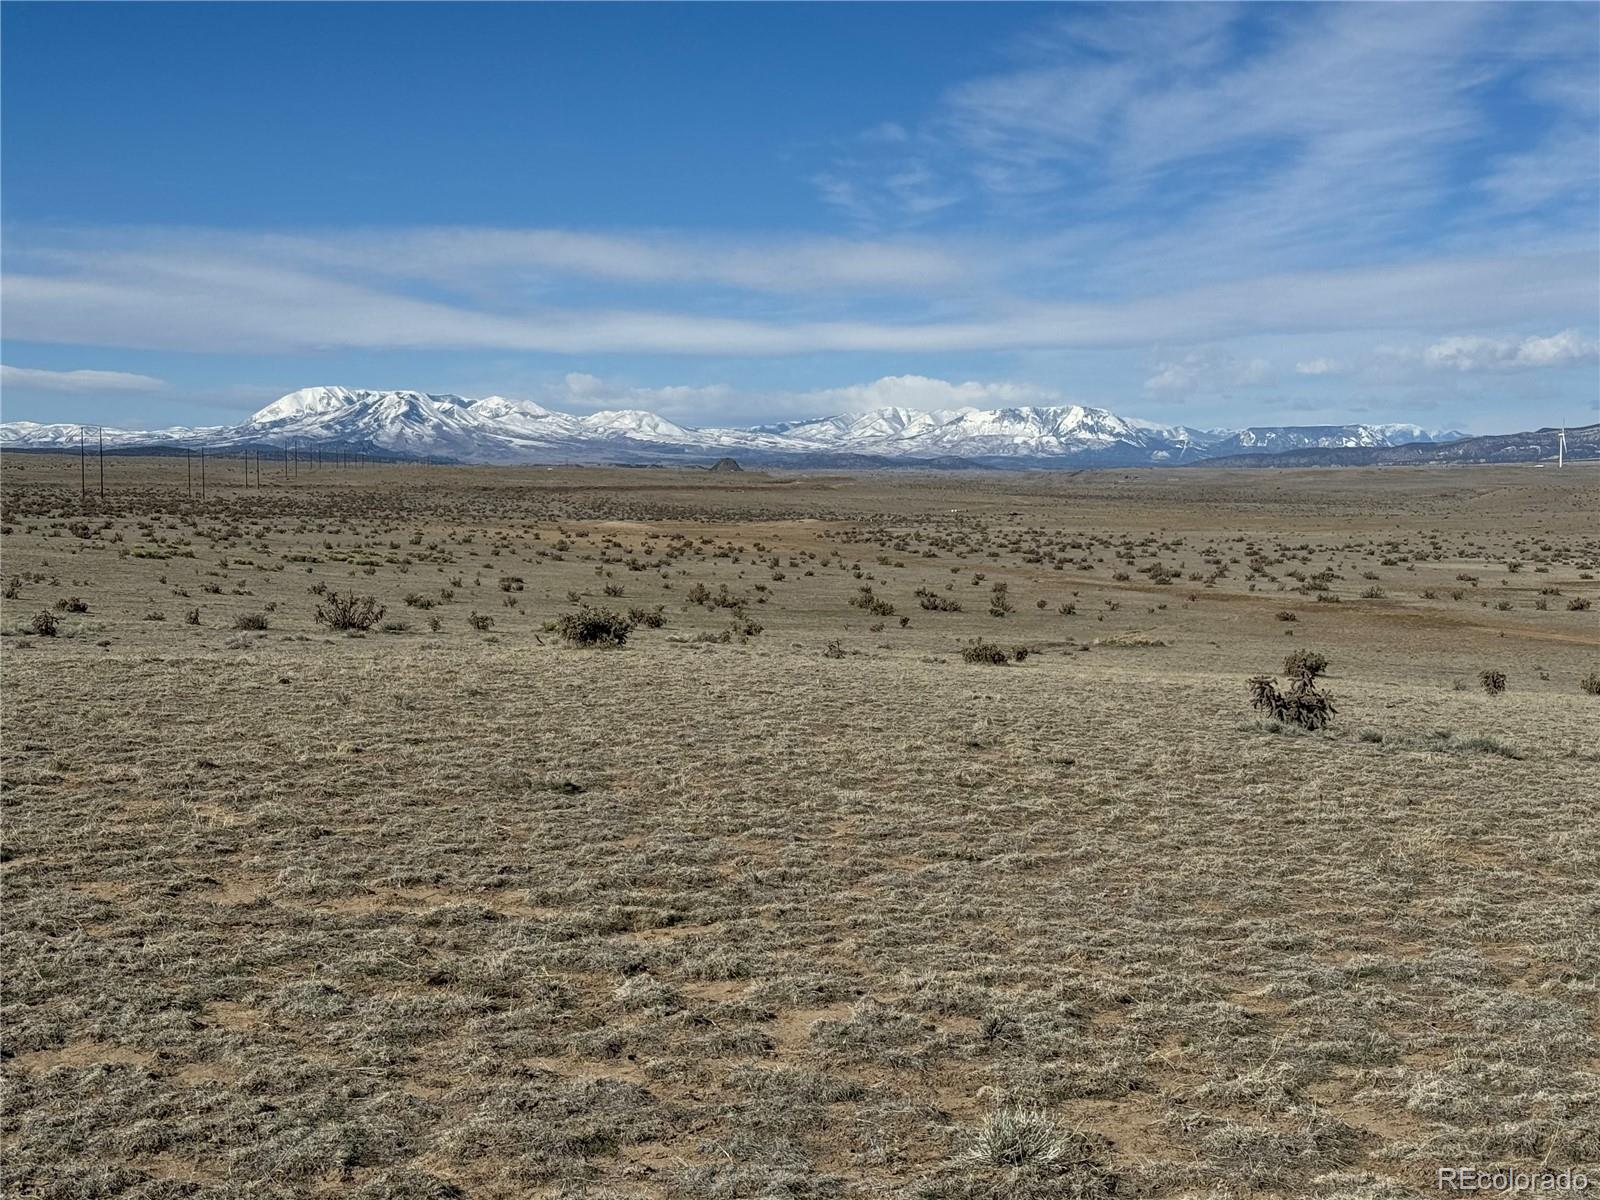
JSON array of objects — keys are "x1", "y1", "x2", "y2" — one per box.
[{"x1": 0, "y1": 387, "x2": 1470, "y2": 465}]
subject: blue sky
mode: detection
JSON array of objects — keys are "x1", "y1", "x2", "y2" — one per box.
[{"x1": 2, "y1": 1, "x2": 1597, "y2": 433}]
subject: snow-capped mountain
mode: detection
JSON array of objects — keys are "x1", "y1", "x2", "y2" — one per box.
[{"x1": 0, "y1": 387, "x2": 1467, "y2": 467}]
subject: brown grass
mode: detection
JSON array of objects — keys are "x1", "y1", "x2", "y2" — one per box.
[{"x1": 2, "y1": 454, "x2": 1597, "y2": 1197}]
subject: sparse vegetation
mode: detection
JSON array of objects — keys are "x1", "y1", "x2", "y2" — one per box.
[{"x1": 0, "y1": 456, "x2": 1592, "y2": 1199}]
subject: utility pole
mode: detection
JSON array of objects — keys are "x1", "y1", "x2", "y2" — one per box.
[
  {"x1": 188, "y1": 448, "x2": 193, "y2": 497},
  {"x1": 200, "y1": 446, "x2": 206, "y2": 500},
  {"x1": 98, "y1": 427, "x2": 105, "y2": 498},
  {"x1": 80, "y1": 426, "x2": 87, "y2": 498}
]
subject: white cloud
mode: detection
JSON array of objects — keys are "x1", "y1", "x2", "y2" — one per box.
[
  {"x1": 528, "y1": 372, "x2": 735, "y2": 421},
  {"x1": 0, "y1": 364, "x2": 164, "y2": 393},
  {"x1": 791, "y1": 374, "x2": 1065, "y2": 415},
  {"x1": 1144, "y1": 350, "x2": 1271, "y2": 395},
  {"x1": 1421, "y1": 329, "x2": 1599, "y2": 372},
  {"x1": 1295, "y1": 358, "x2": 1342, "y2": 376}
]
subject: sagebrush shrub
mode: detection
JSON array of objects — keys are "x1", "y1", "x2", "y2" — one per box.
[
  {"x1": 1283, "y1": 649, "x2": 1328, "y2": 679},
  {"x1": 1479, "y1": 669, "x2": 1507, "y2": 696},
  {"x1": 988, "y1": 581, "x2": 1015, "y2": 618},
  {"x1": 849, "y1": 585, "x2": 895, "y2": 617},
  {"x1": 1580, "y1": 671, "x2": 1600, "y2": 696},
  {"x1": 232, "y1": 612, "x2": 270, "y2": 631},
  {"x1": 961, "y1": 641, "x2": 1009, "y2": 665},
  {"x1": 555, "y1": 606, "x2": 633, "y2": 647},
  {"x1": 30, "y1": 610, "x2": 58, "y2": 637},
  {"x1": 627, "y1": 605, "x2": 667, "y2": 629},
  {"x1": 313, "y1": 592, "x2": 383, "y2": 632}
]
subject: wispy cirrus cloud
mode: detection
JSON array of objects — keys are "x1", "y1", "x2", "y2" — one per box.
[
  {"x1": 4, "y1": 226, "x2": 1594, "y2": 358},
  {"x1": 0, "y1": 364, "x2": 164, "y2": 393},
  {"x1": 819, "y1": 3, "x2": 1599, "y2": 288}
]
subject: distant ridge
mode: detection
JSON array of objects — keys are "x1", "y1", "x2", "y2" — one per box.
[
  {"x1": 1193, "y1": 423, "x2": 1597, "y2": 467},
  {"x1": 0, "y1": 385, "x2": 1481, "y2": 468}
]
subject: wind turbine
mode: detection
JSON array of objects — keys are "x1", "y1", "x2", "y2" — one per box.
[{"x1": 1557, "y1": 425, "x2": 1566, "y2": 469}]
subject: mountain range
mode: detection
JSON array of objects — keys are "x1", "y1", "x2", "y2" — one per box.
[{"x1": 0, "y1": 385, "x2": 1486, "y2": 468}]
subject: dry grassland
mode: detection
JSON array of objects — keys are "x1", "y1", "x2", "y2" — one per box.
[{"x1": 2, "y1": 454, "x2": 1598, "y2": 1199}]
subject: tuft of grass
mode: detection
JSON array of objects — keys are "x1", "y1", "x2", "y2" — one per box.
[
  {"x1": 232, "y1": 612, "x2": 270, "y2": 631},
  {"x1": 1417, "y1": 730, "x2": 1525, "y2": 759},
  {"x1": 963, "y1": 1106, "x2": 1078, "y2": 1170}
]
